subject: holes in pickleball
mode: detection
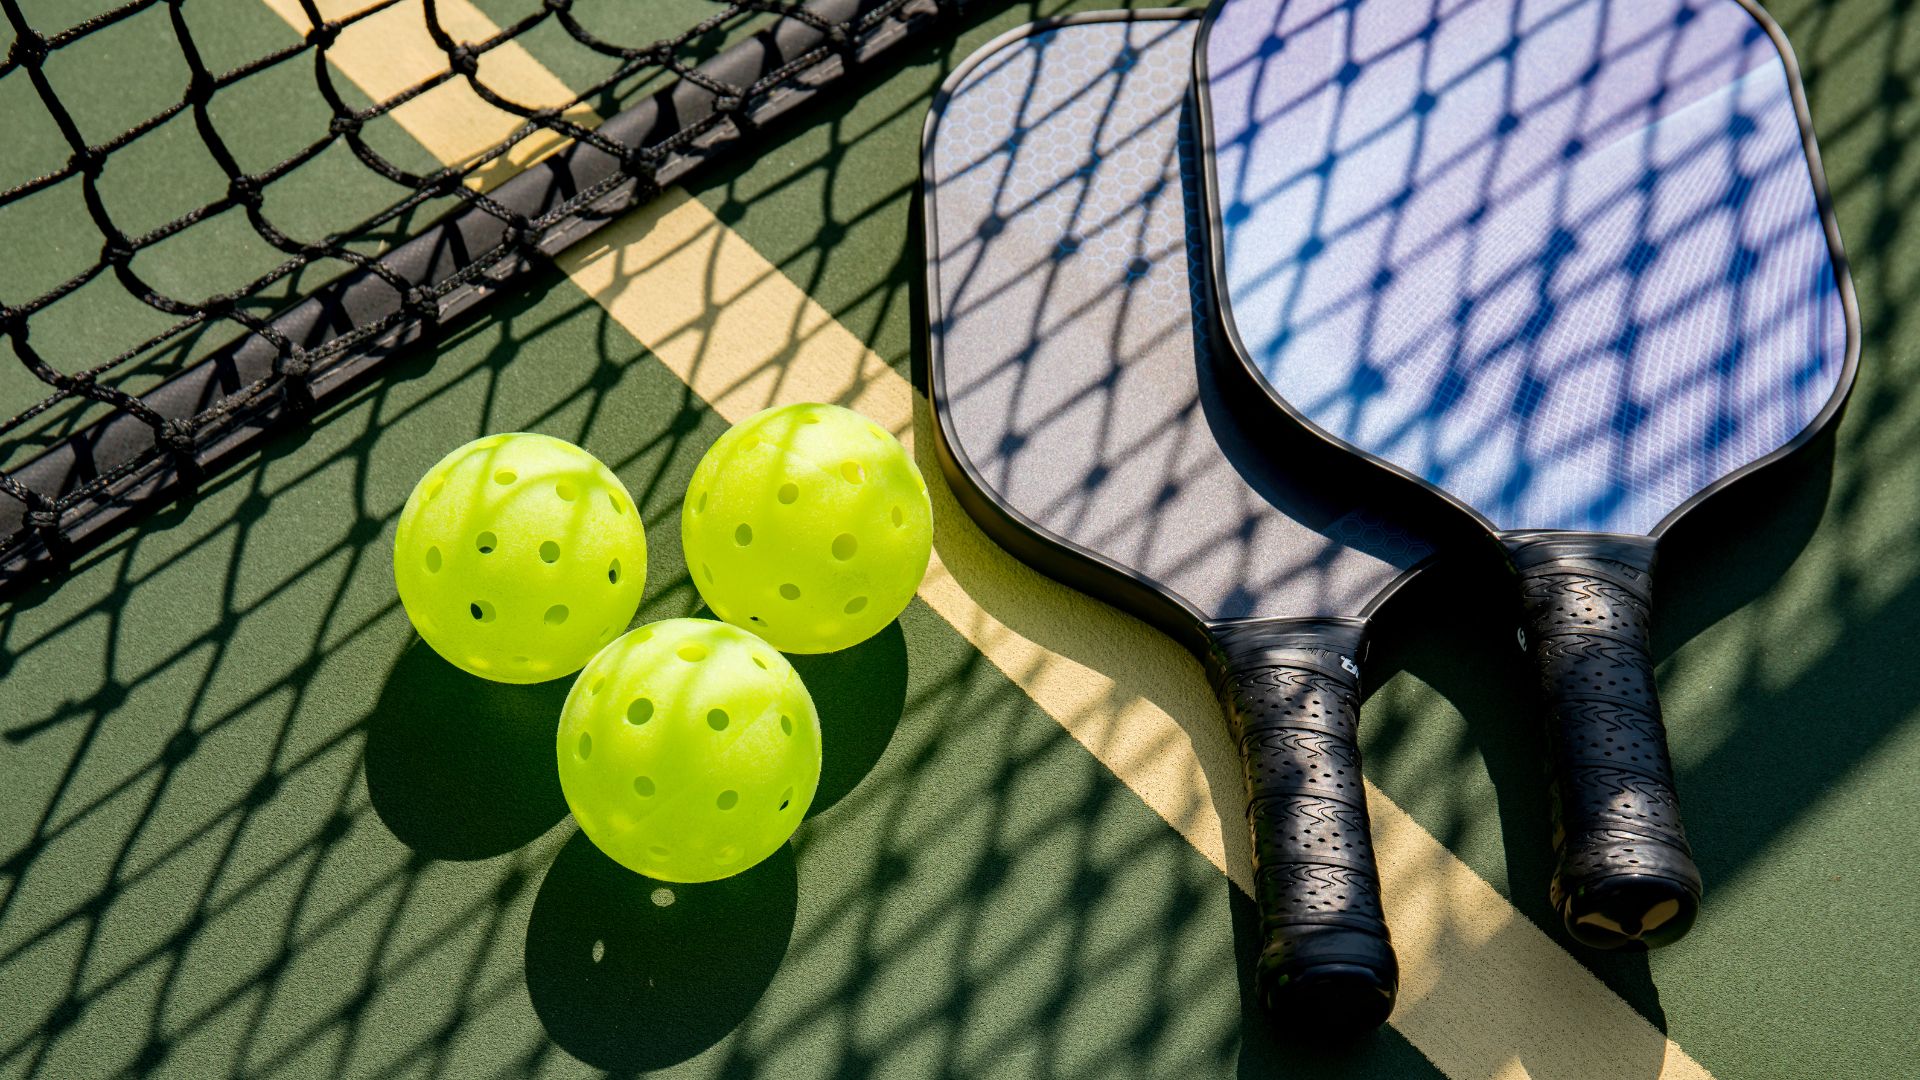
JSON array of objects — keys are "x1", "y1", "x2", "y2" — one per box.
[
  {"x1": 607, "y1": 492, "x2": 625, "y2": 515},
  {"x1": 695, "y1": 491, "x2": 708, "y2": 514},
  {"x1": 626, "y1": 698, "x2": 653, "y2": 725},
  {"x1": 707, "y1": 708, "x2": 729, "y2": 731},
  {"x1": 777, "y1": 483, "x2": 798, "y2": 504},
  {"x1": 843, "y1": 596, "x2": 868, "y2": 615},
  {"x1": 751, "y1": 654, "x2": 769, "y2": 670},
  {"x1": 832, "y1": 534, "x2": 857, "y2": 560},
  {"x1": 800, "y1": 414, "x2": 820, "y2": 425},
  {"x1": 589, "y1": 676, "x2": 605, "y2": 695},
  {"x1": 556, "y1": 481, "x2": 577, "y2": 502},
  {"x1": 779, "y1": 583, "x2": 800, "y2": 600},
  {"x1": 735, "y1": 524, "x2": 753, "y2": 546},
  {"x1": 677, "y1": 643, "x2": 709, "y2": 662},
  {"x1": 469, "y1": 600, "x2": 495, "y2": 623},
  {"x1": 607, "y1": 559, "x2": 621, "y2": 584},
  {"x1": 891, "y1": 506, "x2": 905, "y2": 528},
  {"x1": 494, "y1": 469, "x2": 517, "y2": 486},
  {"x1": 779, "y1": 786, "x2": 793, "y2": 811},
  {"x1": 841, "y1": 462, "x2": 864, "y2": 484},
  {"x1": 633, "y1": 776, "x2": 655, "y2": 796},
  {"x1": 779, "y1": 715, "x2": 792, "y2": 736},
  {"x1": 703, "y1": 564, "x2": 714, "y2": 585},
  {"x1": 424, "y1": 546, "x2": 441, "y2": 573},
  {"x1": 716, "y1": 790, "x2": 738, "y2": 810},
  {"x1": 539, "y1": 541, "x2": 560, "y2": 564},
  {"x1": 475, "y1": 531, "x2": 497, "y2": 554},
  {"x1": 577, "y1": 732, "x2": 593, "y2": 759},
  {"x1": 649, "y1": 845, "x2": 670, "y2": 859}
]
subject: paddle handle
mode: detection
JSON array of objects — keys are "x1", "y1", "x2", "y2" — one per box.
[
  {"x1": 1207, "y1": 618, "x2": 1396, "y2": 1037},
  {"x1": 1504, "y1": 532, "x2": 1703, "y2": 950}
]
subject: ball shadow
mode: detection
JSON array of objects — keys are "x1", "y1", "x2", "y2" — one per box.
[
  {"x1": 362, "y1": 637, "x2": 570, "y2": 860},
  {"x1": 524, "y1": 831, "x2": 798, "y2": 1072},
  {"x1": 786, "y1": 620, "x2": 909, "y2": 817}
]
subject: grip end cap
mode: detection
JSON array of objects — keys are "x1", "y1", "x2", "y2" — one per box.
[
  {"x1": 1560, "y1": 871, "x2": 1700, "y2": 950},
  {"x1": 1258, "y1": 927, "x2": 1398, "y2": 1037}
]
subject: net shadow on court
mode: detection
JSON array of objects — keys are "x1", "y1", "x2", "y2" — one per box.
[
  {"x1": 1, "y1": 0, "x2": 1917, "y2": 1076},
  {"x1": 0, "y1": 6, "x2": 1330, "y2": 1075}
]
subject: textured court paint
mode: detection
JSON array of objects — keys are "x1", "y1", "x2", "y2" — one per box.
[
  {"x1": 0, "y1": 278, "x2": 1320, "y2": 1077},
  {"x1": 561, "y1": 183, "x2": 1714, "y2": 1080},
  {"x1": 666, "y1": 0, "x2": 1920, "y2": 1067},
  {"x1": 177, "y1": 0, "x2": 1730, "y2": 1071},
  {"x1": 1202, "y1": 0, "x2": 1848, "y2": 535},
  {"x1": 2, "y1": 0, "x2": 1915, "y2": 1075}
]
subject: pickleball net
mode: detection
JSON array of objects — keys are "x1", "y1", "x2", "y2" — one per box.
[{"x1": 0, "y1": 0, "x2": 965, "y2": 597}]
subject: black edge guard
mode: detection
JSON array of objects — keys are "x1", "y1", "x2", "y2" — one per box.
[
  {"x1": 1502, "y1": 531, "x2": 1703, "y2": 950},
  {"x1": 1204, "y1": 616, "x2": 1396, "y2": 1037}
]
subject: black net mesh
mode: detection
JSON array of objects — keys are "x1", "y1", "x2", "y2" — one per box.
[{"x1": 0, "y1": 0, "x2": 959, "y2": 594}]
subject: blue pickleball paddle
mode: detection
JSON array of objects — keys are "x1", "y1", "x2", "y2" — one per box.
[
  {"x1": 925, "y1": 10, "x2": 1438, "y2": 1036},
  {"x1": 1194, "y1": 0, "x2": 1858, "y2": 949}
]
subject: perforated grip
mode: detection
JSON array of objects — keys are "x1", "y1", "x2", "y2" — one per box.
[
  {"x1": 1503, "y1": 532, "x2": 1703, "y2": 950},
  {"x1": 1206, "y1": 617, "x2": 1395, "y2": 1037}
]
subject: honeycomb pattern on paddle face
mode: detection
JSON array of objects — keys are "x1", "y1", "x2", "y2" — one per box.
[
  {"x1": 1203, "y1": 0, "x2": 1849, "y2": 534},
  {"x1": 933, "y1": 20, "x2": 1213, "y2": 330},
  {"x1": 927, "y1": 16, "x2": 1429, "y2": 622}
]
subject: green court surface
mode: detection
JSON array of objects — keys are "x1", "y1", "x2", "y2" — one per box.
[{"x1": 3, "y1": 2, "x2": 1919, "y2": 1077}]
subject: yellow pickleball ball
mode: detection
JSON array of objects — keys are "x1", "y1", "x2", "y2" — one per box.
[
  {"x1": 681, "y1": 403, "x2": 932, "y2": 653},
  {"x1": 557, "y1": 618, "x2": 822, "y2": 882},
  {"x1": 393, "y1": 433, "x2": 647, "y2": 683}
]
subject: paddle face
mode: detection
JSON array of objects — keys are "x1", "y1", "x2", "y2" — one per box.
[
  {"x1": 924, "y1": 12, "x2": 1428, "y2": 644},
  {"x1": 925, "y1": 11, "x2": 1431, "y2": 1034},
  {"x1": 1197, "y1": 0, "x2": 1855, "y2": 537}
]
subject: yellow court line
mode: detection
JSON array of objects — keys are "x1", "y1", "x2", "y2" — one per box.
[
  {"x1": 280, "y1": 3, "x2": 1713, "y2": 1077},
  {"x1": 561, "y1": 192, "x2": 1711, "y2": 1080},
  {"x1": 262, "y1": 0, "x2": 596, "y2": 190}
]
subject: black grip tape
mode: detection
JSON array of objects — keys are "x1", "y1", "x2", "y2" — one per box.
[
  {"x1": 1503, "y1": 532, "x2": 1703, "y2": 951},
  {"x1": 1206, "y1": 617, "x2": 1395, "y2": 1037}
]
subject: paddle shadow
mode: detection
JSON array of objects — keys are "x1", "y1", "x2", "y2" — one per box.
[
  {"x1": 362, "y1": 636, "x2": 571, "y2": 861},
  {"x1": 524, "y1": 831, "x2": 797, "y2": 1072}
]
